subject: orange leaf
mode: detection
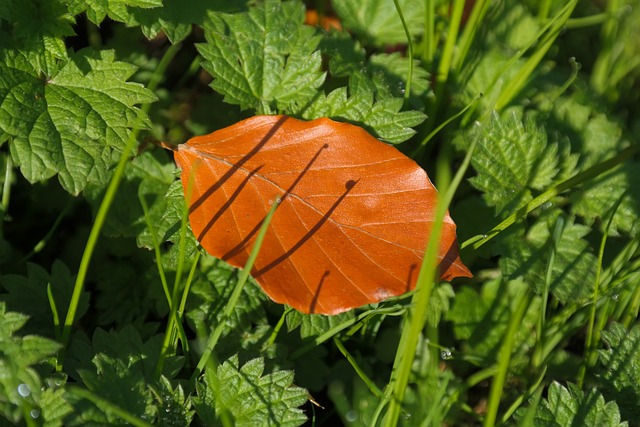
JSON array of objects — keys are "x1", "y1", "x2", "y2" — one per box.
[{"x1": 171, "y1": 116, "x2": 471, "y2": 314}]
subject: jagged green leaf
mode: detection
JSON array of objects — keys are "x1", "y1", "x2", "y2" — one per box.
[
  {"x1": 332, "y1": 0, "x2": 425, "y2": 47},
  {"x1": 133, "y1": 0, "x2": 249, "y2": 43},
  {"x1": 301, "y1": 73, "x2": 425, "y2": 143},
  {"x1": 63, "y1": 0, "x2": 162, "y2": 27},
  {"x1": 197, "y1": 0, "x2": 325, "y2": 114},
  {"x1": 0, "y1": 302, "x2": 62, "y2": 424},
  {"x1": 286, "y1": 310, "x2": 354, "y2": 339},
  {"x1": 446, "y1": 279, "x2": 539, "y2": 364},
  {"x1": 193, "y1": 354, "x2": 308, "y2": 426},
  {"x1": 0, "y1": 0, "x2": 75, "y2": 75},
  {"x1": 186, "y1": 260, "x2": 268, "y2": 349},
  {"x1": 84, "y1": 149, "x2": 175, "y2": 239},
  {"x1": 499, "y1": 213, "x2": 597, "y2": 303},
  {"x1": 153, "y1": 376, "x2": 195, "y2": 426},
  {"x1": 470, "y1": 109, "x2": 565, "y2": 215},
  {"x1": 0, "y1": 260, "x2": 88, "y2": 337},
  {"x1": 551, "y1": 94, "x2": 639, "y2": 235},
  {"x1": 0, "y1": 48, "x2": 156, "y2": 194},
  {"x1": 519, "y1": 382, "x2": 627, "y2": 427},
  {"x1": 40, "y1": 387, "x2": 74, "y2": 427},
  {"x1": 596, "y1": 322, "x2": 640, "y2": 423}
]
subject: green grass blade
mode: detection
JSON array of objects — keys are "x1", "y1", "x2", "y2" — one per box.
[{"x1": 190, "y1": 195, "x2": 282, "y2": 387}]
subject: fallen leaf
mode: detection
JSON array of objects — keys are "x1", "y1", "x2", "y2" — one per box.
[{"x1": 170, "y1": 115, "x2": 471, "y2": 314}]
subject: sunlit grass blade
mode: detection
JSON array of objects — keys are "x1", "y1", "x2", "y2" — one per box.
[{"x1": 190, "y1": 195, "x2": 282, "y2": 388}]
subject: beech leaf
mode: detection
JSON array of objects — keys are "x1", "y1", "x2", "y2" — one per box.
[{"x1": 169, "y1": 115, "x2": 471, "y2": 314}]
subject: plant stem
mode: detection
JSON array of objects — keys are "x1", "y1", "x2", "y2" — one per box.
[
  {"x1": 60, "y1": 42, "x2": 181, "y2": 351},
  {"x1": 392, "y1": 0, "x2": 413, "y2": 104},
  {"x1": 190, "y1": 196, "x2": 281, "y2": 388}
]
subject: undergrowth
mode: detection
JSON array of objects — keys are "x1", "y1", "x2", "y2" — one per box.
[{"x1": 1, "y1": 0, "x2": 639, "y2": 426}]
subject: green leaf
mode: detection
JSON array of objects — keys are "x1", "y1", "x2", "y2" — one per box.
[
  {"x1": 197, "y1": 0, "x2": 325, "y2": 114},
  {"x1": 153, "y1": 376, "x2": 195, "y2": 426},
  {"x1": 75, "y1": 353, "x2": 155, "y2": 424},
  {"x1": 520, "y1": 382, "x2": 627, "y2": 427},
  {"x1": 550, "y1": 93, "x2": 639, "y2": 236},
  {"x1": 133, "y1": 0, "x2": 249, "y2": 43},
  {"x1": 40, "y1": 387, "x2": 74, "y2": 427},
  {"x1": 570, "y1": 163, "x2": 640, "y2": 236},
  {"x1": 499, "y1": 213, "x2": 597, "y2": 303},
  {"x1": 0, "y1": 48, "x2": 156, "y2": 194},
  {"x1": 470, "y1": 109, "x2": 567, "y2": 216},
  {"x1": 0, "y1": 302, "x2": 62, "y2": 424},
  {"x1": 0, "y1": 0, "x2": 75, "y2": 75},
  {"x1": 301, "y1": 73, "x2": 426, "y2": 143},
  {"x1": 332, "y1": 0, "x2": 425, "y2": 47},
  {"x1": 63, "y1": 0, "x2": 162, "y2": 27},
  {"x1": 286, "y1": 310, "x2": 354, "y2": 339},
  {"x1": 193, "y1": 354, "x2": 308, "y2": 426},
  {"x1": 84, "y1": 150, "x2": 175, "y2": 239},
  {"x1": 596, "y1": 322, "x2": 640, "y2": 423},
  {"x1": 446, "y1": 279, "x2": 539, "y2": 364},
  {"x1": 0, "y1": 260, "x2": 88, "y2": 337},
  {"x1": 186, "y1": 260, "x2": 268, "y2": 347}
]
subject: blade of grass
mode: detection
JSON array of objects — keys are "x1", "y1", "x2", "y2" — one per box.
[
  {"x1": 532, "y1": 215, "x2": 565, "y2": 369},
  {"x1": 334, "y1": 337, "x2": 383, "y2": 398},
  {"x1": 189, "y1": 195, "x2": 282, "y2": 388},
  {"x1": 452, "y1": 0, "x2": 492, "y2": 76},
  {"x1": 494, "y1": 0, "x2": 577, "y2": 110},
  {"x1": 60, "y1": 42, "x2": 181, "y2": 352},
  {"x1": 379, "y1": 115, "x2": 479, "y2": 426},
  {"x1": 392, "y1": 0, "x2": 413, "y2": 105},
  {"x1": 578, "y1": 193, "x2": 626, "y2": 387},
  {"x1": 484, "y1": 287, "x2": 532, "y2": 427}
]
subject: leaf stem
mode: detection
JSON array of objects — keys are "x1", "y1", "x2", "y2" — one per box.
[{"x1": 60, "y1": 42, "x2": 181, "y2": 351}]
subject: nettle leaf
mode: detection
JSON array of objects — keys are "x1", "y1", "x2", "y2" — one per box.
[
  {"x1": 153, "y1": 376, "x2": 195, "y2": 426},
  {"x1": 520, "y1": 382, "x2": 627, "y2": 427},
  {"x1": 197, "y1": 0, "x2": 325, "y2": 114},
  {"x1": 500, "y1": 213, "x2": 597, "y2": 303},
  {"x1": 76, "y1": 353, "x2": 155, "y2": 424},
  {"x1": 133, "y1": 0, "x2": 249, "y2": 44},
  {"x1": 0, "y1": 302, "x2": 62, "y2": 424},
  {"x1": 316, "y1": 31, "x2": 427, "y2": 142},
  {"x1": 0, "y1": 48, "x2": 156, "y2": 194},
  {"x1": 193, "y1": 354, "x2": 308, "y2": 426},
  {"x1": 447, "y1": 279, "x2": 539, "y2": 364},
  {"x1": 368, "y1": 52, "x2": 431, "y2": 108},
  {"x1": 63, "y1": 0, "x2": 162, "y2": 27},
  {"x1": 0, "y1": 260, "x2": 89, "y2": 337},
  {"x1": 84, "y1": 150, "x2": 175, "y2": 239},
  {"x1": 0, "y1": 0, "x2": 75, "y2": 75},
  {"x1": 470, "y1": 110, "x2": 564, "y2": 216},
  {"x1": 286, "y1": 310, "x2": 354, "y2": 339},
  {"x1": 552, "y1": 94, "x2": 639, "y2": 235},
  {"x1": 570, "y1": 162, "x2": 640, "y2": 236},
  {"x1": 301, "y1": 73, "x2": 426, "y2": 143},
  {"x1": 596, "y1": 323, "x2": 640, "y2": 423},
  {"x1": 332, "y1": 0, "x2": 425, "y2": 47},
  {"x1": 40, "y1": 387, "x2": 74, "y2": 427},
  {"x1": 186, "y1": 261, "x2": 268, "y2": 346}
]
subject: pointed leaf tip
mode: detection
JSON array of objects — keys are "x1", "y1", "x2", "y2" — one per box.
[{"x1": 174, "y1": 115, "x2": 471, "y2": 314}]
